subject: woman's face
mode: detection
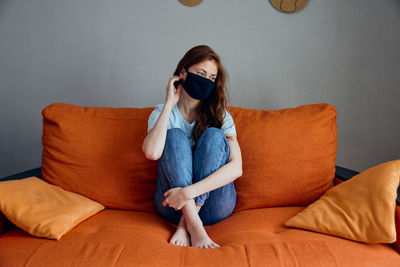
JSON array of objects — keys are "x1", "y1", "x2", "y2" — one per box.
[{"x1": 180, "y1": 59, "x2": 218, "y2": 83}]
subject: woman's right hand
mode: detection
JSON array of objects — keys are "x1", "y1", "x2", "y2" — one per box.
[{"x1": 165, "y1": 75, "x2": 182, "y2": 107}]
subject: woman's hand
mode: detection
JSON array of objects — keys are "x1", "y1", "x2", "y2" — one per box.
[
  {"x1": 165, "y1": 75, "x2": 182, "y2": 107},
  {"x1": 162, "y1": 187, "x2": 192, "y2": 210}
]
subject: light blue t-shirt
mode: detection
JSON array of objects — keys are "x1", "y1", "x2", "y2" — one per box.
[{"x1": 147, "y1": 103, "x2": 236, "y2": 148}]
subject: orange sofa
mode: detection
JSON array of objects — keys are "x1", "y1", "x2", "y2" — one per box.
[{"x1": 0, "y1": 102, "x2": 399, "y2": 266}]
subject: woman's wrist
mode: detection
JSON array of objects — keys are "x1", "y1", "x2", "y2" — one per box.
[
  {"x1": 164, "y1": 100, "x2": 175, "y2": 111},
  {"x1": 184, "y1": 184, "x2": 197, "y2": 200}
]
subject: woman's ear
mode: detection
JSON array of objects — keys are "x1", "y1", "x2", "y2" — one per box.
[{"x1": 180, "y1": 68, "x2": 186, "y2": 80}]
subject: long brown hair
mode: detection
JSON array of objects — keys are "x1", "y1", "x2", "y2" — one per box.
[{"x1": 173, "y1": 45, "x2": 229, "y2": 143}]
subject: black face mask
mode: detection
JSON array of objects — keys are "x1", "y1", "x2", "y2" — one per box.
[{"x1": 174, "y1": 67, "x2": 215, "y2": 100}]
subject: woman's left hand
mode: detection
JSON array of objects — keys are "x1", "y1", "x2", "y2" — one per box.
[{"x1": 163, "y1": 187, "x2": 192, "y2": 210}]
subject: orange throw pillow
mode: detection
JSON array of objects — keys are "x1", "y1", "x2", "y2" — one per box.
[
  {"x1": 0, "y1": 177, "x2": 105, "y2": 240},
  {"x1": 284, "y1": 159, "x2": 400, "y2": 243}
]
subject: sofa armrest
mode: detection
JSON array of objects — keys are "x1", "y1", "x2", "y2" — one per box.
[
  {"x1": 393, "y1": 205, "x2": 400, "y2": 253},
  {"x1": 0, "y1": 166, "x2": 42, "y2": 236},
  {"x1": 0, "y1": 213, "x2": 13, "y2": 235},
  {"x1": 0, "y1": 166, "x2": 42, "y2": 182},
  {"x1": 335, "y1": 165, "x2": 400, "y2": 254}
]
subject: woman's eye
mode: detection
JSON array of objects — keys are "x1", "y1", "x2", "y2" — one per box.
[{"x1": 197, "y1": 72, "x2": 205, "y2": 77}]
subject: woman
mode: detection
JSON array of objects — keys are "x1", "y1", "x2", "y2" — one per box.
[{"x1": 142, "y1": 45, "x2": 242, "y2": 249}]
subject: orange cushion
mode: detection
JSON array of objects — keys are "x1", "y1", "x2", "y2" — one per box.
[
  {"x1": 41, "y1": 102, "x2": 337, "y2": 213},
  {"x1": 228, "y1": 103, "x2": 337, "y2": 212},
  {"x1": 284, "y1": 159, "x2": 400, "y2": 243},
  {"x1": 1, "y1": 208, "x2": 399, "y2": 266},
  {"x1": 41, "y1": 103, "x2": 158, "y2": 212},
  {"x1": 0, "y1": 177, "x2": 105, "y2": 240}
]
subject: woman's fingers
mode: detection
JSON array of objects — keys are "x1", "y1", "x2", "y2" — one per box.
[
  {"x1": 168, "y1": 76, "x2": 181, "y2": 90},
  {"x1": 165, "y1": 76, "x2": 182, "y2": 105},
  {"x1": 164, "y1": 189, "x2": 171, "y2": 197}
]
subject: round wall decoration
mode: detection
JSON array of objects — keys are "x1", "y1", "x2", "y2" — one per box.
[
  {"x1": 268, "y1": 0, "x2": 309, "y2": 13},
  {"x1": 178, "y1": 0, "x2": 203, "y2": 7}
]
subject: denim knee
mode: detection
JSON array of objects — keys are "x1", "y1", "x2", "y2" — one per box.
[
  {"x1": 165, "y1": 128, "x2": 187, "y2": 145},
  {"x1": 161, "y1": 128, "x2": 191, "y2": 159},
  {"x1": 195, "y1": 127, "x2": 228, "y2": 152}
]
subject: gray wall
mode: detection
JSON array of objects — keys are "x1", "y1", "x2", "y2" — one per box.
[{"x1": 1, "y1": 0, "x2": 399, "y2": 177}]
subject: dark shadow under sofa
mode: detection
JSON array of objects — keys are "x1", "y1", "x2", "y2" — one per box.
[{"x1": 0, "y1": 102, "x2": 399, "y2": 266}]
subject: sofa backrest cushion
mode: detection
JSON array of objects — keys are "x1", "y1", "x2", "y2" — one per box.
[
  {"x1": 227, "y1": 103, "x2": 337, "y2": 212},
  {"x1": 41, "y1": 103, "x2": 158, "y2": 212},
  {"x1": 41, "y1": 102, "x2": 337, "y2": 213}
]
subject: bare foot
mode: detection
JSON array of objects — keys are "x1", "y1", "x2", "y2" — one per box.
[
  {"x1": 169, "y1": 226, "x2": 190, "y2": 246},
  {"x1": 187, "y1": 222, "x2": 220, "y2": 249},
  {"x1": 169, "y1": 216, "x2": 190, "y2": 246}
]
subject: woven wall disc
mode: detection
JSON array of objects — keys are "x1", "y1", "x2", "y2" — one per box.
[
  {"x1": 178, "y1": 0, "x2": 203, "y2": 7},
  {"x1": 269, "y1": 0, "x2": 309, "y2": 13}
]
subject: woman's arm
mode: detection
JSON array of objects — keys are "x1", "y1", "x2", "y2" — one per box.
[
  {"x1": 142, "y1": 75, "x2": 182, "y2": 160},
  {"x1": 185, "y1": 134, "x2": 243, "y2": 199},
  {"x1": 142, "y1": 102, "x2": 173, "y2": 160}
]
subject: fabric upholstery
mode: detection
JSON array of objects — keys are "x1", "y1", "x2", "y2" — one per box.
[
  {"x1": 1, "y1": 102, "x2": 399, "y2": 265},
  {"x1": 0, "y1": 208, "x2": 398, "y2": 266},
  {"x1": 41, "y1": 103, "x2": 158, "y2": 212},
  {"x1": 227, "y1": 103, "x2": 337, "y2": 211},
  {"x1": 0, "y1": 177, "x2": 104, "y2": 240},
  {"x1": 393, "y1": 205, "x2": 400, "y2": 252},
  {"x1": 41, "y1": 102, "x2": 337, "y2": 214},
  {"x1": 285, "y1": 159, "x2": 400, "y2": 243},
  {"x1": 0, "y1": 212, "x2": 12, "y2": 236}
]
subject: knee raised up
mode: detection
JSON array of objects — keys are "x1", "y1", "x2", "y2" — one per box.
[
  {"x1": 197, "y1": 127, "x2": 226, "y2": 149},
  {"x1": 162, "y1": 128, "x2": 192, "y2": 160}
]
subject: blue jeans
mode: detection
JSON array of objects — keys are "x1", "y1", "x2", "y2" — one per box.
[{"x1": 154, "y1": 127, "x2": 237, "y2": 226}]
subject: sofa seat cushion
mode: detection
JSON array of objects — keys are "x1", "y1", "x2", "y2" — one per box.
[{"x1": 0, "y1": 208, "x2": 399, "y2": 266}]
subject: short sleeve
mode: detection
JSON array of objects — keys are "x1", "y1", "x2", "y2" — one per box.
[
  {"x1": 147, "y1": 104, "x2": 164, "y2": 133},
  {"x1": 221, "y1": 109, "x2": 236, "y2": 136}
]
